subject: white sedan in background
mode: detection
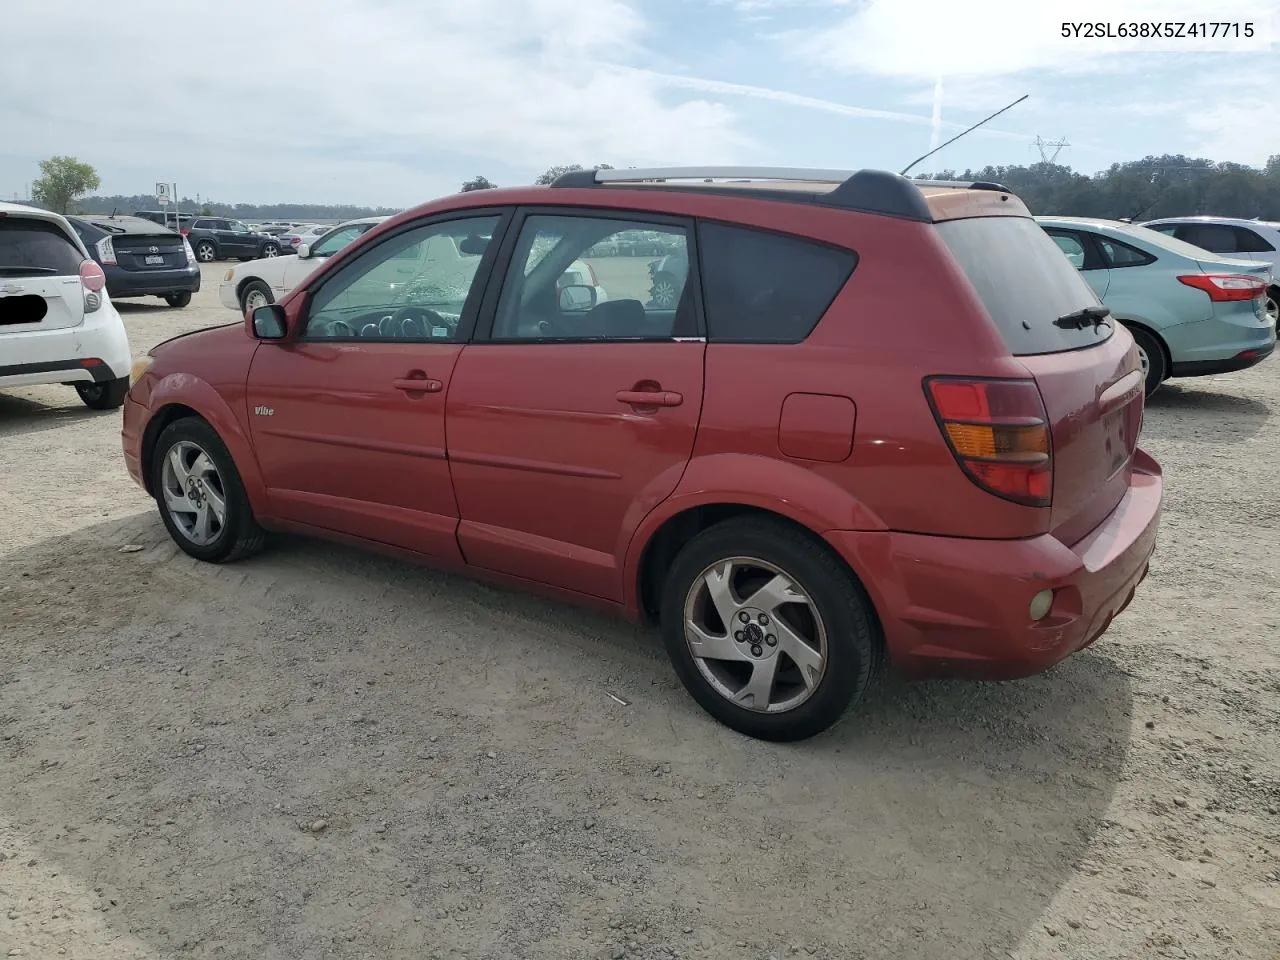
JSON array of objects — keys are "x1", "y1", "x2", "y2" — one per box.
[
  {"x1": 220, "y1": 216, "x2": 610, "y2": 315},
  {"x1": 219, "y1": 217, "x2": 388, "y2": 313}
]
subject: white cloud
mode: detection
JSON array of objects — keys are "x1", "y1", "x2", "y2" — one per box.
[
  {"x1": 622, "y1": 69, "x2": 1030, "y2": 142},
  {"x1": 791, "y1": 0, "x2": 1278, "y2": 79},
  {"x1": 0, "y1": 0, "x2": 749, "y2": 204}
]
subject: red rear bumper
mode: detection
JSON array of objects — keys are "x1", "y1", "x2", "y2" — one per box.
[{"x1": 827, "y1": 449, "x2": 1162, "y2": 680}]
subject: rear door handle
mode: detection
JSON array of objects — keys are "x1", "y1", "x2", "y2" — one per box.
[
  {"x1": 392, "y1": 377, "x2": 443, "y2": 394},
  {"x1": 616, "y1": 389, "x2": 683, "y2": 407}
]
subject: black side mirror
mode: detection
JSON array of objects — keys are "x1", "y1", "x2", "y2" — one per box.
[{"x1": 252, "y1": 303, "x2": 287, "y2": 339}]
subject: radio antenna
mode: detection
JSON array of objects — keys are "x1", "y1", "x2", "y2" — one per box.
[{"x1": 899, "y1": 94, "x2": 1029, "y2": 176}]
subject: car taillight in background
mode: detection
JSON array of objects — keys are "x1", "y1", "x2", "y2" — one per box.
[
  {"x1": 183, "y1": 238, "x2": 197, "y2": 265},
  {"x1": 925, "y1": 376, "x2": 1052, "y2": 508},
  {"x1": 180, "y1": 228, "x2": 190, "y2": 236},
  {"x1": 1177, "y1": 274, "x2": 1267, "y2": 302},
  {"x1": 95, "y1": 236, "x2": 117, "y2": 265},
  {"x1": 80, "y1": 259, "x2": 107, "y2": 313}
]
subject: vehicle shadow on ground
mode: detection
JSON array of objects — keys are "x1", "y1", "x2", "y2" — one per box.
[
  {"x1": 112, "y1": 300, "x2": 172, "y2": 313},
  {"x1": 0, "y1": 392, "x2": 113, "y2": 439},
  {"x1": 0, "y1": 515, "x2": 1132, "y2": 960},
  {"x1": 1147, "y1": 381, "x2": 1272, "y2": 417}
]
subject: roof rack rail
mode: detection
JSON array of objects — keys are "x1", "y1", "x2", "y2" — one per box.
[
  {"x1": 548, "y1": 166, "x2": 938, "y2": 222},
  {"x1": 910, "y1": 178, "x2": 1011, "y2": 192}
]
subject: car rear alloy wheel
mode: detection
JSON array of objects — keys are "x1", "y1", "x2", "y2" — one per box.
[
  {"x1": 684, "y1": 557, "x2": 828, "y2": 714},
  {"x1": 195, "y1": 241, "x2": 216, "y2": 262},
  {"x1": 1127, "y1": 326, "x2": 1166, "y2": 398},
  {"x1": 153, "y1": 418, "x2": 265, "y2": 563},
  {"x1": 262, "y1": 243, "x2": 279, "y2": 258},
  {"x1": 1265, "y1": 289, "x2": 1279, "y2": 327},
  {"x1": 660, "y1": 517, "x2": 880, "y2": 741}
]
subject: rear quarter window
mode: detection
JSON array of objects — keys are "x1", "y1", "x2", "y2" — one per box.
[
  {"x1": 0, "y1": 219, "x2": 85, "y2": 277},
  {"x1": 938, "y1": 217, "x2": 1111, "y2": 356},
  {"x1": 697, "y1": 222, "x2": 856, "y2": 343}
]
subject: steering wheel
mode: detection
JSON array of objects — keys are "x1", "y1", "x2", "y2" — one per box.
[{"x1": 392, "y1": 306, "x2": 449, "y2": 338}]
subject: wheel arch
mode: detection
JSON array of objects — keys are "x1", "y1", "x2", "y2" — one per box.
[
  {"x1": 141, "y1": 376, "x2": 267, "y2": 513},
  {"x1": 235, "y1": 274, "x2": 273, "y2": 304},
  {"x1": 1116, "y1": 318, "x2": 1171, "y2": 373},
  {"x1": 625, "y1": 458, "x2": 887, "y2": 625}
]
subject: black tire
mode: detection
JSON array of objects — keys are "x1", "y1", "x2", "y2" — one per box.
[
  {"x1": 194, "y1": 240, "x2": 217, "y2": 263},
  {"x1": 659, "y1": 516, "x2": 881, "y2": 742},
  {"x1": 239, "y1": 280, "x2": 274, "y2": 314},
  {"x1": 1127, "y1": 325, "x2": 1167, "y2": 398},
  {"x1": 164, "y1": 291, "x2": 192, "y2": 308},
  {"x1": 1265, "y1": 286, "x2": 1279, "y2": 330},
  {"x1": 151, "y1": 417, "x2": 266, "y2": 564},
  {"x1": 75, "y1": 376, "x2": 129, "y2": 410}
]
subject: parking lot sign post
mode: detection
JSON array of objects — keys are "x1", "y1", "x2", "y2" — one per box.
[{"x1": 156, "y1": 181, "x2": 179, "y2": 230}]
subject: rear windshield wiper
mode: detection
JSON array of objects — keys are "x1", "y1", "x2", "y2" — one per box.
[
  {"x1": 0, "y1": 265, "x2": 58, "y2": 275},
  {"x1": 1055, "y1": 306, "x2": 1111, "y2": 330}
]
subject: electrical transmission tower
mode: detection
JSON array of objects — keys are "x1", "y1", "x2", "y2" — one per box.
[{"x1": 1034, "y1": 135, "x2": 1070, "y2": 164}]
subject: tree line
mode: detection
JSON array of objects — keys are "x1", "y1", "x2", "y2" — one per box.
[
  {"x1": 28, "y1": 154, "x2": 1280, "y2": 222},
  {"x1": 919, "y1": 153, "x2": 1280, "y2": 220}
]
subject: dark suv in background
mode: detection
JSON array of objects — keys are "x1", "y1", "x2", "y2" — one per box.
[
  {"x1": 68, "y1": 214, "x2": 201, "y2": 308},
  {"x1": 181, "y1": 218, "x2": 280, "y2": 263}
]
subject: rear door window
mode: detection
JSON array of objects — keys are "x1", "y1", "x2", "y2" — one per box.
[
  {"x1": 1232, "y1": 226, "x2": 1275, "y2": 253},
  {"x1": 937, "y1": 216, "x2": 1112, "y2": 356},
  {"x1": 0, "y1": 219, "x2": 85, "y2": 277},
  {"x1": 1178, "y1": 223, "x2": 1237, "y2": 253},
  {"x1": 697, "y1": 222, "x2": 856, "y2": 343}
]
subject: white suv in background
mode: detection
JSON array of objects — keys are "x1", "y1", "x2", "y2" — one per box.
[
  {"x1": 0, "y1": 202, "x2": 132, "y2": 409},
  {"x1": 1141, "y1": 216, "x2": 1280, "y2": 325}
]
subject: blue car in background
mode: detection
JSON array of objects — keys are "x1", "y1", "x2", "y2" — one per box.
[{"x1": 1037, "y1": 217, "x2": 1275, "y2": 397}]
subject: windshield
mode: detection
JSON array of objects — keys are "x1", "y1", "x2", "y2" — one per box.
[
  {"x1": 937, "y1": 216, "x2": 1112, "y2": 356},
  {"x1": 310, "y1": 224, "x2": 364, "y2": 257}
]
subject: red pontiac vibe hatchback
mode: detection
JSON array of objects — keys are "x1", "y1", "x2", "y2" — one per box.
[{"x1": 122, "y1": 167, "x2": 1162, "y2": 741}]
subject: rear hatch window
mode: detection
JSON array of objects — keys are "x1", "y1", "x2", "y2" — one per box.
[
  {"x1": 0, "y1": 217, "x2": 87, "y2": 332},
  {"x1": 0, "y1": 218, "x2": 85, "y2": 278},
  {"x1": 937, "y1": 216, "x2": 1111, "y2": 355},
  {"x1": 111, "y1": 230, "x2": 188, "y2": 271}
]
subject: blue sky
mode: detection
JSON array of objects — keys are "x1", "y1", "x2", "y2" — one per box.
[{"x1": 1, "y1": 0, "x2": 1276, "y2": 206}]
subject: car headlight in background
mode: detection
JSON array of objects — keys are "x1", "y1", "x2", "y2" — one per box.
[{"x1": 129, "y1": 355, "x2": 154, "y2": 386}]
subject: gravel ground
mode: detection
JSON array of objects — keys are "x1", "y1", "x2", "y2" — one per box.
[{"x1": 1, "y1": 264, "x2": 1277, "y2": 960}]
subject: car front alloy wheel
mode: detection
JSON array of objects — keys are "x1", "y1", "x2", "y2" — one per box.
[{"x1": 152, "y1": 417, "x2": 265, "y2": 563}]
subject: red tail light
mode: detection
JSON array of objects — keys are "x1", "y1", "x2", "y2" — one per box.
[
  {"x1": 925, "y1": 377, "x2": 1052, "y2": 507},
  {"x1": 1177, "y1": 274, "x2": 1266, "y2": 302},
  {"x1": 180, "y1": 228, "x2": 190, "y2": 236},
  {"x1": 79, "y1": 259, "x2": 107, "y2": 292}
]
